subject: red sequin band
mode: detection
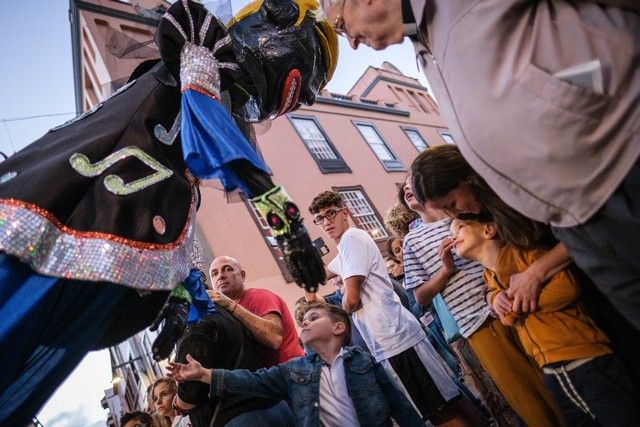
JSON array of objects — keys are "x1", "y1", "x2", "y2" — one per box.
[{"x1": 183, "y1": 84, "x2": 219, "y2": 100}]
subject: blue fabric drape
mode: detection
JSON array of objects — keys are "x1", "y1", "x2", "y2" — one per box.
[
  {"x1": 0, "y1": 254, "x2": 147, "y2": 425},
  {"x1": 182, "y1": 268, "x2": 216, "y2": 324},
  {"x1": 181, "y1": 90, "x2": 270, "y2": 196}
]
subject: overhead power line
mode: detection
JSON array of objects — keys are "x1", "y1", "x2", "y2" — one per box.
[
  {"x1": 1, "y1": 112, "x2": 77, "y2": 155},
  {"x1": 0, "y1": 112, "x2": 77, "y2": 123},
  {"x1": 2, "y1": 120, "x2": 15, "y2": 154}
]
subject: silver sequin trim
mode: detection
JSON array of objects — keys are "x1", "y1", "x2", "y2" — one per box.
[
  {"x1": 217, "y1": 62, "x2": 239, "y2": 71},
  {"x1": 154, "y1": 111, "x2": 182, "y2": 146},
  {"x1": 162, "y1": 13, "x2": 188, "y2": 41},
  {"x1": 213, "y1": 35, "x2": 239, "y2": 71},
  {"x1": 69, "y1": 146, "x2": 174, "y2": 196},
  {"x1": 180, "y1": 42, "x2": 221, "y2": 98},
  {"x1": 213, "y1": 34, "x2": 230, "y2": 54},
  {"x1": 49, "y1": 80, "x2": 136, "y2": 133},
  {"x1": 283, "y1": 78, "x2": 298, "y2": 112},
  {"x1": 49, "y1": 103, "x2": 102, "y2": 133},
  {"x1": 190, "y1": 237, "x2": 205, "y2": 270},
  {"x1": 182, "y1": 0, "x2": 195, "y2": 42},
  {"x1": 0, "y1": 200, "x2": 195, "y2": 290},
  {"x1": 199, "y1": 13, "x2": 213, "y2": 45}
]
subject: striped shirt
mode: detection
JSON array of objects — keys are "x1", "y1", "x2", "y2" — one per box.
[{"x1": 403, "y1": 219, "x2": 490, "y2": 338}]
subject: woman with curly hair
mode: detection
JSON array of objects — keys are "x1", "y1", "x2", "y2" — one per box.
[{"x1": 384, "y1": 202, "x2": 419, "y2": 241}]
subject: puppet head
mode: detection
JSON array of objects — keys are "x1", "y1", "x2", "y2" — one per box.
[{"x1": 224, "y1": 0, "x2": 338, "y2": 121}]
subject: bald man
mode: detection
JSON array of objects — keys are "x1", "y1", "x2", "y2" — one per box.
[{"x1": 208, "y1": 256, "x2": 304, "y2": 366}]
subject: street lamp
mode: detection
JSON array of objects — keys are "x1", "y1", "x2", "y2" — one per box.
[{"x1": 113, "y1": 356, "x2": 143, "y2": 370}]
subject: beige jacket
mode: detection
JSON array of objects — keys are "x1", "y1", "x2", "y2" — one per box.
[{"x1": 410, "y1": 0, "x2": 640, "y2": 227}]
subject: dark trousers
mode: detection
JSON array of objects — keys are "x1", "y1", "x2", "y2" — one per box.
[
  {"x1": 553, "y1": 159, "x2": 640, "y2": 332},
  {"x1": 388, "y1": 346, "x2": 448, "y2": 419},
  {"x1": 578, "y1": 267, "x2": 640, "y2": 385},
  {"x1": 543, "y1": 354, "x2": 640, "y2": 427}
]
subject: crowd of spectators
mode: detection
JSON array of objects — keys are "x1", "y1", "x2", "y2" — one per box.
[
  {"x1": 145, "y1": 152, "x2": 640, "y2": 426},
  {"x1": 123, "y1": 152, "x2": 640, "y2": 425}
]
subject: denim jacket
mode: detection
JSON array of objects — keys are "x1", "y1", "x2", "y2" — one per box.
[{"x1": 209, "y1": 346, "x2": 424, "y2": 427}]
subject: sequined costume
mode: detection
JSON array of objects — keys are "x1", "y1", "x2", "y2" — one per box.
[{"x1": 0, "y1": 0, "x2": 337, "y2": 423}]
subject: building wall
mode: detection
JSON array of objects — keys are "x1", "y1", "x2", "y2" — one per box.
[
  {"x1": 71, "y1": 0, "x2": 167, "y2": 112},
  {"x1": 74, "y1": 1, "x2": 452, "y2": 309}
]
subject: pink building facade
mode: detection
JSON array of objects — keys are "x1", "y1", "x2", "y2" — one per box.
[{"x1": 198, "y1": 62, "x2": 452, "y2": 306}]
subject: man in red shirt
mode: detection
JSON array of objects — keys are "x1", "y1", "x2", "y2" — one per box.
[{"x1": 208, "y1": 256, "x2": 304, "y2": 366}]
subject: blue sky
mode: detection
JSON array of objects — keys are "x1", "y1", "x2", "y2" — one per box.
[{"x1": 0, "y1": 1, "x2": 428, "y2": 425}]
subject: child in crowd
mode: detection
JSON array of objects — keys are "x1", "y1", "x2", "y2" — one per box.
[
  {"x1": 307, "y1": 191, "x2": 486, "y2": 426},
  {"x1": 120, "y1": 411, "x2": 154, "y2": 427},
  {"x1": 151, "y1": 377, "x2": 191, "y2": 427},
  {"x1": 401, "y1": 173, "x2": 539, "y2": 426},
  {"x1": 166, "y1": 303, "x2": 424, "y2": 427},
  {"x1": 450, "y1": 213, "x2": 640, "y2": 425}
]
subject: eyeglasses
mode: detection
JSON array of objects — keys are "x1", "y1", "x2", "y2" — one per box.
[
  {"x1": 333, "y1": 0, "x2": 349, "y2": 37},
  {"x1": 312, "y1": 208, "x2": 342, "y2": 225}
]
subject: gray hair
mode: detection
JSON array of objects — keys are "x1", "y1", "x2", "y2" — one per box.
[{"x1": 318, "y1": 0, "x2": 342, "y2": 16}]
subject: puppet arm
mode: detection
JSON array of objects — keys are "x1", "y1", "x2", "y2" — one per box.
[
  {"x1": 150, "y1": 282, "x2": 192, "y2": 361},
  {"x1": 252, "y1": 185, "x2": 326, "y2": 292}
]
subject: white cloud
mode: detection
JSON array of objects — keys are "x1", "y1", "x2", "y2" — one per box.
[
  {"x1": 37, "y1": 350, "x2": 112, "y2": 427},
  {"x1": 46, "y1": 406, "x2": 93, "y2": 427}
]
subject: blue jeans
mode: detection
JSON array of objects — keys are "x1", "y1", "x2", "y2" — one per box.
[
  {"x1": 225, "y1": 400, "x2": 295, "y2": 427},
  {"x1": 543, "y1": 354, "x2": 640, "y2": 426},
  {"x1": 425, "y1": 308, "x2": 461, "y2": 379}
]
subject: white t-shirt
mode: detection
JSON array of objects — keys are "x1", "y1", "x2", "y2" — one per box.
[
  {"x1": 319, "y1": 349, "x2": 360, "y2": 427},
  {"x1": 329, "y1": 228, "x2": 425, "y2": 362}
]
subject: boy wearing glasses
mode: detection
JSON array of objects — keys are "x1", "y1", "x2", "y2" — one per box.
[{"x1": 306, "y1": 191, "x2": 486, "y2": 426}]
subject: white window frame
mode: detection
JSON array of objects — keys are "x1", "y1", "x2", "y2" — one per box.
[
  {"x1": 337, "y1": 187, "x2": 389, "y2": 240},
  {"x1": 402, "y1": 127, "x2": 429, "y2": 152},
  {"x1": 353, "y1": 121, "x2": 405, "y2": 172},
  {"x1": 288, "y1": 115, "x2": 351, "y2": 174},
  {"x1": 439, "y1": 131, "x2": 456, "y2": 145}
]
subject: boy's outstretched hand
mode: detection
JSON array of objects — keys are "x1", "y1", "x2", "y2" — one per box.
[{"x1": 167, "y1": 354, "x2": 212, "y2": 384}]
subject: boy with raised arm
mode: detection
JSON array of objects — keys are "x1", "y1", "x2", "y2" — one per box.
[{"x1": 167, "y1": 303, "x2": 424, "y2": 427}]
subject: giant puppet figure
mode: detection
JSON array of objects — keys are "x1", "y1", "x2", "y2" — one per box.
[{"x1": 0, "y1": 0, "x2": 337, "y2": 423}]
